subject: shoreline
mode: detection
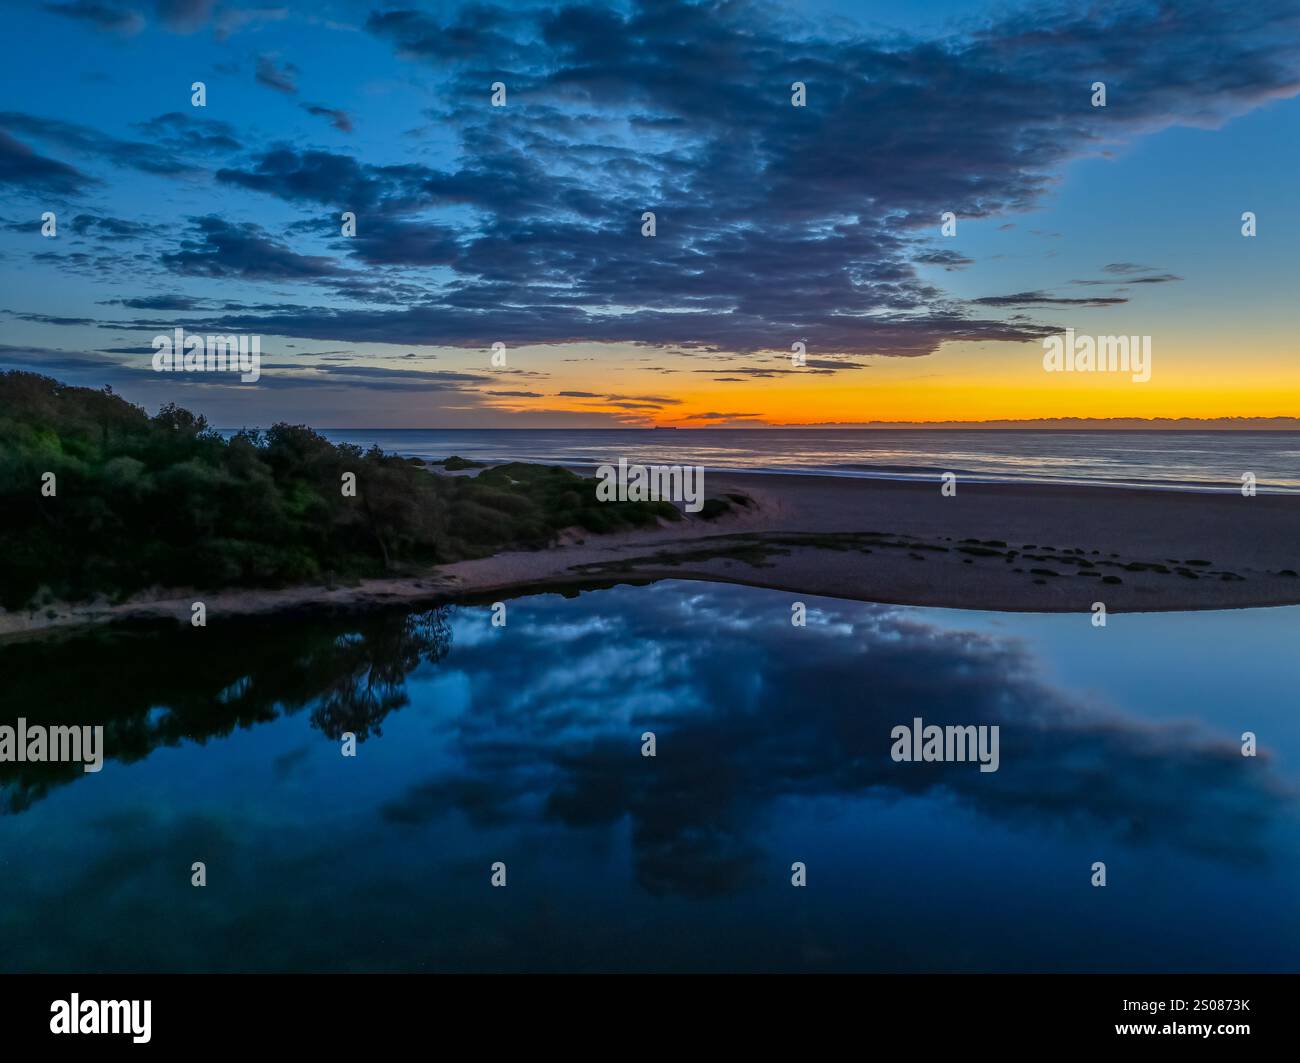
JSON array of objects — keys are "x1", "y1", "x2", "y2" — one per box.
[
  {"x1": 466, "y1": 457, "x2": 1300, "y2": 496},
  {"x1": 4, "y1": 469, "x2": 1300, "y2": 640}
]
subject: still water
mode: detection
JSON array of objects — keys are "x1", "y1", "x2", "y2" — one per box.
[{"x1": 2, "y1": 581, "x2": 1297, "y2": 971}]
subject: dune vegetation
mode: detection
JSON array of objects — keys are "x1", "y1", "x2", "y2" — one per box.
[{"x1": 0, "y1": 372, "x2": 680, "y2": 610}]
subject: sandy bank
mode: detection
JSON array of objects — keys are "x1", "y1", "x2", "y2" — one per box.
[{"x1": 4, "y1": 470, "x2": 1299, "y2": 640}]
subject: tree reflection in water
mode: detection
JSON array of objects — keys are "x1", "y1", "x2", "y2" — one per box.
[{"x1": 0, "y1": 607, "x2": 452, "y2": 812}]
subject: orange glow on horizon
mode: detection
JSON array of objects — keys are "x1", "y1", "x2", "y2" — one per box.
[{"x1": 480, "y1": 339, "x2": 1300, "y2": 426}]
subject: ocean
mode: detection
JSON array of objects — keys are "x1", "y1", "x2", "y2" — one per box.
[{"x1": 297, "y1": 428, "x2": 1300, "y2": 493}]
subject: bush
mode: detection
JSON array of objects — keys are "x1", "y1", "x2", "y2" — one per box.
[{"x1": 0, "y1": 372, "x2": 677, "y2": 607}]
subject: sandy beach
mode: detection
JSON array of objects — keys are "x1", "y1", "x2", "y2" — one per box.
[
  {"x1": 5, "y1": 469, "x2": 1300, "y2": 639},
  {"x1": 441, "y1": 470, "x2": 1300, "y2": 613}
]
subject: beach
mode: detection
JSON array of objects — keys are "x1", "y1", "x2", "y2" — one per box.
[
  {"x1": 440, "y1": 470, "x2": 1300, "y2": 613},
  {"x1": 6, "y1": 469, "x2": 1300, "y2": 639}
]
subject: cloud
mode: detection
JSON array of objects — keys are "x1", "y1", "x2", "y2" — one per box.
[
  {"x1": 605, "y1": 393, "x2": 681, "y2": 405},
  {"x1": 0, "y1": 343, "x2": 127, "y2": 373},
  {"x1": 214, "y1": 5, "x2": 287, "y2": 40},
  {"x1": 0, "y1": 110, "x2": 207, "y2": 177},
  {"x1": 68, "y1": 213, "x2": 163, "y2": 238},
  {"x1": 338, "y1": 216, "x2": 460, "y2": 267},
  {"x1": 98, "y1": 294, "x2": 211, "y2": 310},
  {"x1": 914, "y1": 249, "x2": 975, "y2": 270},
  {"x1": 16, "y1": 0, "x2": 1300, "y2": 363},
  {"x1": 4, "y1": 311, "x2": 100, "y2": 326},
  {"x1": 1122, "y1": 273, "x2": 1183, "y2": 284},
  {"x1": 0, "y1": 129, "x2": 93, "y2": 195},
  {"x1": 1073, "y1": 272, "x2": 1183, "y2": 286},
  {"x1": 160, "y1": 215, "x2": 342, "y2": 280},
  {"x1": 216, "y1": 148, "x2": 393, "y2": 208},
  {"x1": 1066, "y1": 263, "x2": 1185, "y2": 288},
  {"x1": 970, "y1": 291, "x2": 1129, "y2": 308},
  {"x1": 191, "y1": 0, "x2": 1300, "y2": 358},
  {"x1": 365, "y1": 5, "x2": 531, "y2": 65},
  {"x1": 255, "y1": 54, "x2": 298, "y2": 94},
  {"x1": 302, "y1": 104, "x2": 353, "y2": 133},
  {"x1": 42, "y1": 1, "x2": 144, "y2": 35},
  {"x1": 132, "y1": 112, "x2": 243, "y2": 154},
  {"x1": 154, "y1": 0, "x2": 215, "y2": 34}
]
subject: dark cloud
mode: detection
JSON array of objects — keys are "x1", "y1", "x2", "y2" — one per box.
[
  {"x1": 805, "y1": 358, "x2": 869, "y2": 370},
  {"x1": 0, "y1": 111, "x2": 200, "y2": 177},
  {"x1": 1067, "y1": 263, "x2": 1185, "y2": 287},
  {"x1": 98, "y1": 294, "x2": 211, "y2": 310},
  {"x1": 16, "y1": 0, "x2": 1300, "y2": 361},
  {"x1": 970, "y1": 291, "x2": 1129, "y2": 308},
  {"x1": 690, "y1": 366, "x2": 778, "y2": 378},
  {"x1": 4, "y1": 311, "x2": 99, "y2": 326},
  {"x1": 914, "y1": 249, "x2": 974, "y2": 270},
  {"x1": 302, "y1": 104, "x2": 353, "y2": 133},
  {"x1": 324, "y1": 276, "x2": 433, "y2": 305},
  {"x1": 192, "y1": 0, "x2": 1300, "y2": 357},
  {"x1": 132, "y1": 112, "x2": 243, "y2": 154},
  {"x1": 603, "y1": 393, "x2": 681, "y2": 405},
  {"x1": 68, "y1": 213, "x2": 163, "y2": 238},
  {"x1": 148, "y1": 297, "x2": 1060, "y2": 355},
  {"x1": 313, "y1": 364, "x2": 482, "y2": 384},
  {"x1": 1073, "y1": 272, "x2": 1183, "y2": 286},
  {"x1": 161, "y1": 215, "x2": 342, "y2": 280},
  {"x1": 0, "y1": 343, "x2": 126, "y2": 372},
  {"x1": 339, "y1": 216, "x2": 460, "y2": 267},
  {"x1": 255, "y1": 54, "x2": 298, "y2": 94},
  {"x1": 365, "y1": 5, "x2": 531, "y2": 65},
  {"x1": 154, "y1": 0, "x2": 214, "y2": 34},
  {"x1": 0, "y1": 129, "x2": 93, "y2": 196},
  {"x1": 216, "y1": 148, "x2": 398, "y2": 209},
  {"x1": 42, "y1": 1, "x2": 144, "y2": 34}
]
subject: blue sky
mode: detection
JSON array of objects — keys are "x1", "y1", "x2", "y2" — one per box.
[{"x1": 3, "y1": 0, "x2": 1300, "y2": 426}]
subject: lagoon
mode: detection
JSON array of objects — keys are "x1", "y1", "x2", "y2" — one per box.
[{"x1": 1, "y1": 581, "x2": 1297, "y2": 972}]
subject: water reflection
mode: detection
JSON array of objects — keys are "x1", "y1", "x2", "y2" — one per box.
[
  {"x1": 378, "y1": 589, "x2": 1289, "y2": 895},
  {"x1": 0, "y1": 609, "x2": 452, "y2": 812},
  {"x1": 1, "y1": 582, "x2": 1295, "y2": 971}
]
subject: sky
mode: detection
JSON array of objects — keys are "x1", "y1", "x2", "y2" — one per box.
[{"x1": 2, "y1": 0, "x2": 1300, "y2": 428}]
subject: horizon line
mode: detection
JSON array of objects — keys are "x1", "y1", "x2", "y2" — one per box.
[{"x1": 211, "y1": 420, "x2": 1300, "y2": 432}]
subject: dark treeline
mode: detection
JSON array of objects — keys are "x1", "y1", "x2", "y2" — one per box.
[{"x1": 0, "y1": 372, "x2": 679, "y2": 609}]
